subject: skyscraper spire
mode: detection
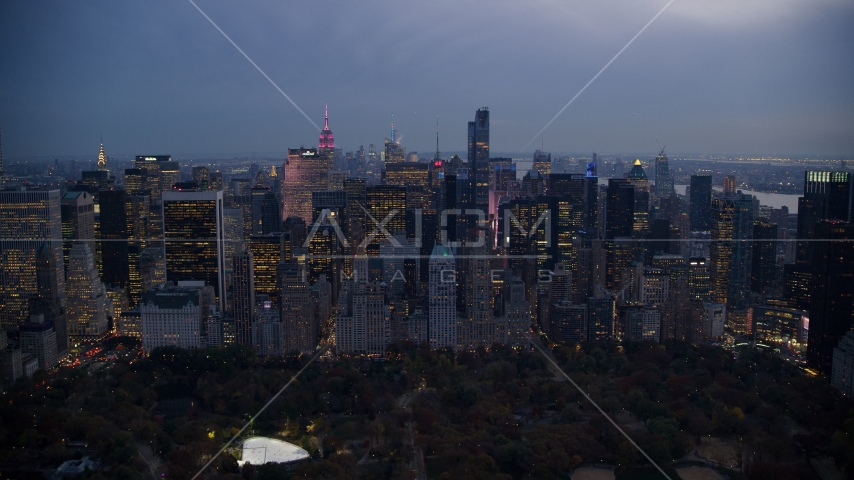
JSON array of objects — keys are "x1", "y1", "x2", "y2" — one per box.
[
  {"x1": 318, "y1": 104, "x2": 334, "y2": 150},
  {"x1": 434, "y1": 116, "x2": 440, "y2": 160},
  {"x1": 390, "y1": 111, "x2": 396, "y2": 144},
  {"x1": 97, "y1": 138, "x2": 108, "y2": 172}
]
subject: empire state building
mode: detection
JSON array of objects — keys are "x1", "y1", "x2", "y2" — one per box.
[{"x1": 319, "y1": 104, "x2": 335, "y2": 168}]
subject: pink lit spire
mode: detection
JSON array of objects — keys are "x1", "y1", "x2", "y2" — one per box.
[{"x1": 319, "y1": 103, "x2": 334, "y2": 149}]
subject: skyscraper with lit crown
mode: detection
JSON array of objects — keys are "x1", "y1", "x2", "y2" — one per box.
[
  {"x1": 97, "y1": 141, "x2": 108, "y2": 172},
  {"x1": 318, "y1": 104, "x2": 335, "y2": 169}
]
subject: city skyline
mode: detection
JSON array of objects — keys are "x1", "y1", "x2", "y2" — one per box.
[{"x1": 1, "y1": 1, "x2": 853, "y2": 159}]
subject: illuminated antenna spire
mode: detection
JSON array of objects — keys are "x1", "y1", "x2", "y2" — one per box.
[
  {"x1": 435, "y1": 116, "x2": 440, "y2": 160},
  {"x1": 390, "y1": 111, "x2": 396, "y2": 143},
  {"x1": 324, "y1": 103, "x2": 329, "y2": 129}
]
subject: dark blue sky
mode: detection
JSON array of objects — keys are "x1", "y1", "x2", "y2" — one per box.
[{"x1": 1, "y1": 0, "x2": 852, "y2": 159}]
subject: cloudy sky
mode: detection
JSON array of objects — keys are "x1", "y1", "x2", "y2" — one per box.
[{"x1": 1, "y1": 0, "x2": 852, "y2": 159}]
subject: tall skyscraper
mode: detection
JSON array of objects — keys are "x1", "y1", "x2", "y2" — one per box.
[
  {"x1": 99, "y1": 189, "x2": 130, "y2": 290},
  {"x1": 807, "y1": 221, "x2": 854, "y2": 374},
  {"x1": 232, "y1": 247, "x2": 255, "y2": 345},
  {"x1": 689, "y1": 175, "x2": 712, "y2": 232},
  {"x1": 796, "y1": 171, "x2": 853, "y2": 264},
  {"x1": 318, "y1": 104, "x2": 335, "y2": 168},
  {"x1": 751, "y1": 221, "x2": 778, "y2": 293},
  {"x1": 654, "y1": 149, "x2": 674, "y2": 196},
  {"x1": 97, "y1": 141, "x2": 108, "y2": 172},
  {"x1": 133, "y1": 155, "x2": 175, "y2": 205},
  {"x1": 162, "y1": 189, "x2": 226, "y2": 312},
  {"x1": 282, "y1": 148, "x2": 328, "y2": 222},
  {"x1": 605, "y1": 179, "x2": 635, "y2": 290},
  {"x1": 279, "y1": 265, "x2": 316, "y2": 354},
  {"x1": 723, "y1": 175, "x2": 736, "y2": 195},
  {"x1": 710, "y1": 194, "x2": 754, "y2": 332},
  {"x1": 66, "y1": 243, "x2": 109, "y2": 340},
  {"x1": 0, "y1": 188, "x2": 66, "y2": 328},
  {"x1": 467, "y1": 108, "x2": 490, "y2": 211},
  {"x1": 60, "y1": 191, "x2": 95, "y2": 271},
  {"x1": 429, "y1": 245, "x2": 456, "y2": 350},
  {"x1": 364, "y1": 185, "x2": 407, "y2": 255}
]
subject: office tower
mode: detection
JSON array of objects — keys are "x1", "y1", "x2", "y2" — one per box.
[
  {"x1": 66, "y1": 243, "x2": 109, "y2": 340},
  {"x1": 687, "y1": 257, "x2": 712, "y2": 301},
  {"x1": 723, "y1": 175, "x2": 736, "y2": 195},
  {"x1": 364, "y1": 185, "x2": 407, "y2": 255},
  {"x1": 0, "y1": 188, "x2": 66, "y2": 328},
  {"x1": 642, "y1": 268, "x2": 669, "y2": 306},
  {"x1": 429, "y1": 245, "x2": 456, "y2": 350},
  {"x1": 807, "y1": 221, "x2": 854, "y2": 374},
  {"x1": 81, "y1": 170, "x2": 112, "y2": 191},
  {"x1": 751, "y1": 222, "x2": 778, "y2": 293},
  {"x1": 260, "y1": 192, "x2": 280, "y2": 234},
  {"x1": 232, "y1": 248, "x2": 255, "y2": 345},
  {"x1": 495, "y1": 273, "x2": 530, "y2": 347},
  {"x1": 796, "y1": 171, "x2": 853, "y2": 264},
  {"x1": 311, "y1": 190, "x2": 348, "y2": 230},
  {"x1": 222, "y1": 207, "x2": 244, "y2": 277},
  {"x1": 343, "y1": 179, "x2": 367, "y2": 252},
  {"x1": 306, "y1": 224, "x2": 340, "y2": 287},
  {"x1": 468, "y1": 108, "x2": 490, "y2": 211},
  {"x1": 458, "y1": 247, "x2": 494, "y2": 350},
  {"x1": 380, "y1": 234, "x2": 418, "y2": 299},
  {"x1": 280, "y1": 265, "x2": 316, "y2": 354},
  {"x1": 140, "y1": 246, "x2": 166, "y2": 293},
  {"x1": 783, "y1": 263, "x2": 811, "y2": 311},
  {"x1": 753, "y1": 305, "x2": 805, "y2": 345},
  {"x1": 587, "y1": 295, "x2": 615, "y2": 341},
  {"x1": 252, "y1": 298, "x2": 283, "y2": 356},
  {"x1": 383, "y1": 162, "x2": 431, "y2": 210},
  {"x1": 134, "y1": 155, "x2": 175, "y2": 204},
  {"x1": 626, "y1": 308, "x2": 661, "y2": 342},
  {"x1": 61, "y1": 191, "x2": 95, "y2": 271},
  {"x1": 384, "y1": 114, "x2": 406, "y2": 165},
  {"x1": 605, "y1": 179, "x2": 635, "y2": 290},
  {"x1": 250, "y1": 186, "x2": 270, "y2": 235},
  {"x1": 282, "y1": 148, "x2": 328, "y2": 222},
  {"x1": 335, "y1": 282, "x2": 391, "y2": 355},
  {"x1": 162, "y1": 189, "x2": 225, "y2": 312},
  {"x1": 384, "y1": 141, "x2": 406, "y2": 165},
  {"x1": 98, "y1": 189, "x2": 130, "y2": 289},
  {"x1": 124, "y1": 168, "x2": 149, "y2": 195},
  {"x1": 192, "y1": 165, "x2": 210, "y2": 188},
  {"x1": 160, "y1": 161, "x2": 180, "y2": 192},
  {"x1": 19, "y1": 314, "x2": 58, "y2": 370},
  {"x1": 832, "y1": 331, "x2": 854, "y2": 396},
  {"x1": 654, "y1": 149, "x2": 674, "y2": 196},
  {"x1": 533, "y1": 150, "x2": 551, "y2": 176},
  {"x1": 140, "y1": 287, "x2": 202, "y2": 353},
  {"x1": 249, "y1": 234, "x2": 283, "y2": 305},
  {"x1": 711, "y1": 194, "x2": 755, "y2": 332},
  {"x1": 689, "y1": 175, "x2": 712, "y2": 231}
]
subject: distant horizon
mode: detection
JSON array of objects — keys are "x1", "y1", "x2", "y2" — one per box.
[{"x1": 4, "y1": 149, "x2": 852, "y2": 163}]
